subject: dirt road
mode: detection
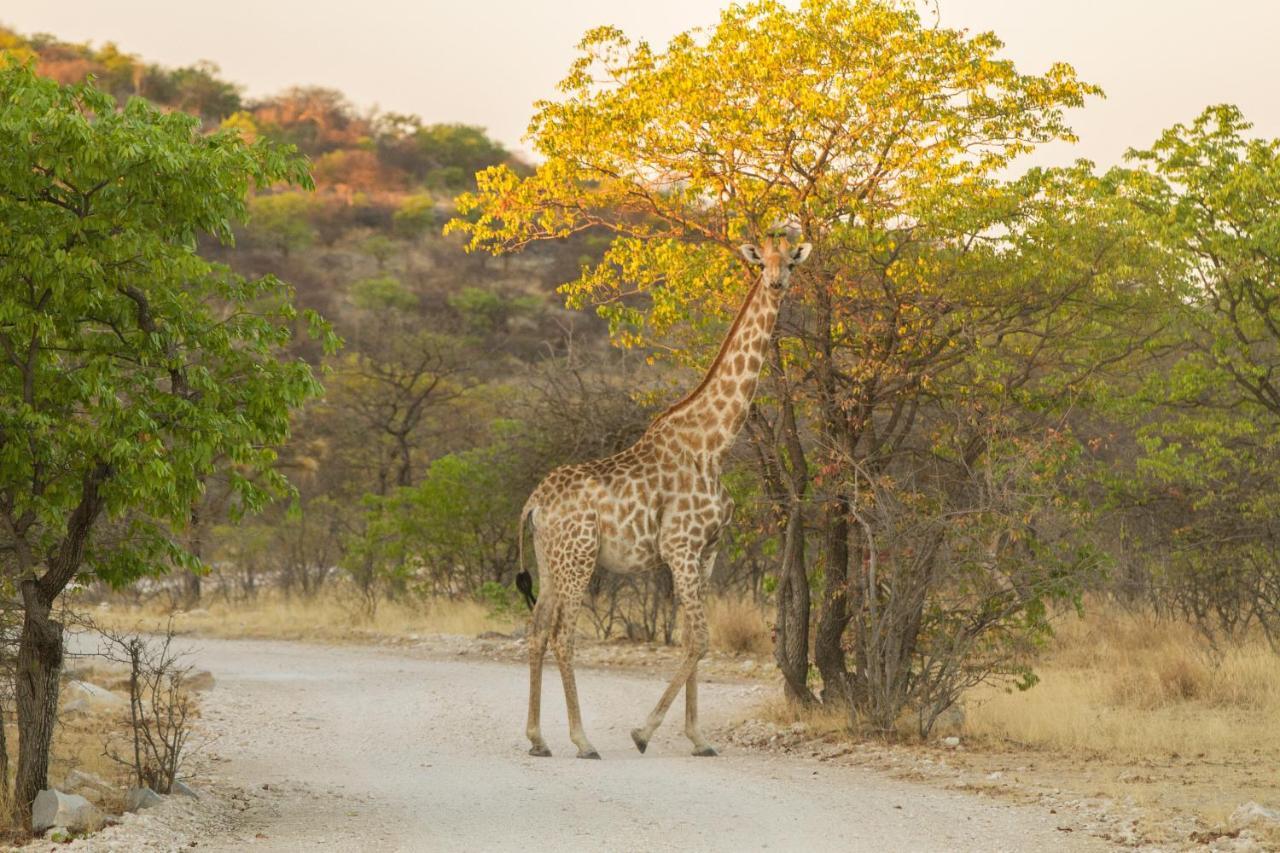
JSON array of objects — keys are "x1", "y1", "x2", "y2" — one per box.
[{"x1": 146, "y1": 638, "x2": 1107, "y2": 852}]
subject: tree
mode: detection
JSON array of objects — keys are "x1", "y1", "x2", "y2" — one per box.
[
  {"x1": 348, "y1": 429, "x2": 527, "y2": 601},
  {"x1": 1116, "y1": 106, "x2": 1280, "y2": 644},
  {"x1": 447, "y1": 0, "x2": 1130, "y2": 714},
  {"x1": 392, "y1": 192, "x2": 436, "y2": 239},
  {"x1": 246, "y1": 191, "x2": 318, "y2": 256},
  {"x1": 0, "y1": 64, "x2": 331, "y2": 823}
]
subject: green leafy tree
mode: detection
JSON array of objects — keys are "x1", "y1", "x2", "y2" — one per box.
[
  {"x1": 1118, "y1": 106, "x2": 1280, "y2": 643},
  {"x1": 347, "y1": 424, "x2": 527, "y2": 600},
  {"x1": 0, "y1": 64, "x2": 332, "y2": 822},
  {"x1": 392, "y1": 192, "x2": 436, "y2": 239},
  {"x1": 247, "y1": 191, "x2": 319, "y2": 256}
]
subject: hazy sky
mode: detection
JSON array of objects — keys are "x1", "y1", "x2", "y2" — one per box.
[{"x1": 5, "y1": 1, "x2": 1279, "y2": 167}]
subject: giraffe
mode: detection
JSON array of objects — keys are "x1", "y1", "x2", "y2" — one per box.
[{"x1": 518, "y1": 235, "x2": 813, "y2": 759}]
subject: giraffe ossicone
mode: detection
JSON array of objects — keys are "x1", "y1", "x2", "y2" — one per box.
[{"x1": 518, "y1": 235, "x2": 813, "y2": 759}]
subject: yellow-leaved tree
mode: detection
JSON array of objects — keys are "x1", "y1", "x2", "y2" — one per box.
[{"x1": 450, "y1": 0, "x2": 1158, "y2": 729}]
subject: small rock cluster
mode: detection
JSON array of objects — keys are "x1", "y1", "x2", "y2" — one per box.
[{"x1": 32, "y1": 775, "x2": 202, "y2": 840}]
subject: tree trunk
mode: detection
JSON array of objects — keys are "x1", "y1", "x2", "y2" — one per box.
[
  {"x1": 13, "y1": 580, "x2": 63, "y2": 828},
  {"x1": 814, "y1": 498, "x2": 853, "y2": 706},
  {"x1": 11, "y1": 462, "x2": 110, "y2": 827},
  {"x1": 0, "y1": 696, "x2": 10, "y2": 802},
  {"x1": 182, "y1": 501, "x2": 206, "y2": 607},
  {"x1": 774, "y1": 500, "x2": 815, "y2": 704}
]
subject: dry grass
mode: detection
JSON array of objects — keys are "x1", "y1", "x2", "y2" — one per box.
[
  {"x1": 92, "y1": 589, "x2": 775, "y2": 656},
  {"x1": 707, "y1": 596, "x2": 771, "y2": 655},
  {"x1": 0, "y1": 685, "x2": 137, "y2": 837},
  {"x1": 89, "y1": 591, "x2": 513, "y2": 644},
  {"x1": 964, "y1": 606, "x2": 1280, "y2": 761},
  {"x1": 730, "y1": 603, "x2": 1280, "y2": 837},
  {"x1": 956, "y1": 607, "x2": 1280, "y2": 836},
  {"x1": 753, "y1": 693, "x2": 851, "y2": 738}
]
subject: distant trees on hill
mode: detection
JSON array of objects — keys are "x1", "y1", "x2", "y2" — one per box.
[{"x1": 0, "y1": 27, "x2": 517, "y2": 194}]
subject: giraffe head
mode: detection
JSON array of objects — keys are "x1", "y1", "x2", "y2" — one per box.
[{"x1": 738, "y1": 236, "x2": 812, "y2": 291}]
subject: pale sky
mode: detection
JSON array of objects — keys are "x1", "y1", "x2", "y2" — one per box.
[{"x1": 4, "y1": 1, "x2": 1279, "y2": 167}]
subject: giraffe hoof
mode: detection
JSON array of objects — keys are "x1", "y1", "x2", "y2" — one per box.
[
  {"x1": 528, "y1": 744, "x2": 552, "y2": 757},
  {"x1": 630, "y1": 729, "x2": 648, "y2": 754},
  {"x1": 692, "y1": 745, "x2": 718, "y2": 757},
  {"x1": 578, "y1": 749, "x2": 602, "y2": 760}
]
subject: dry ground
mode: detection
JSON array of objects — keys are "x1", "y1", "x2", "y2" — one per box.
[
  {"x1": 86, "y1": 592, "x2": 1280, "y2": 849},
  {"x1": 55, "y1": 635, "x2": 1112, "y2": 852}
]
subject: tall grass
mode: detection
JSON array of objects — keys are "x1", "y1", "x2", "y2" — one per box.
[
  {"x1": 707, "y1": 596, "x2": 771, "y2": 655},
  {"x1": 965, "y1": 606, "x2": 1280, "y2": 759}
]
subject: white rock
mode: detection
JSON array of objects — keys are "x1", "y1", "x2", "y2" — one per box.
[
  {"x1": 1231, "y1": 802, "x2": 1280, "y2": 829},
  {"x1": 171, "y1": 780, "x2": 200, "y2": 798},
  {"x1": 941, "y1": 736, "x2": 961, "y2": 749},
  {"x1": 62, "y1": 680, "x2": 129, "y2": 715},
  {"x1": 63, "y1": 769, "x2": 115, "y2": 804},
  {"x1": 126, "y1": 786, "x2": 164, "y2": 812},
  {"x1": 32, "y1": 789, "x2": 101, "y2": 833}
]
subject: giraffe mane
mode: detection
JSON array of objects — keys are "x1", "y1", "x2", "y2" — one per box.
[{"x1": 657, "y1": 277, "x2": 764, "y2": 419}]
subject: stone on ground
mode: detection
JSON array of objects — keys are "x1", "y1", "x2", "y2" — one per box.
[
  {"x1": 171, "y1": 780, "x2": 200, "y2": 798},
  {"x1": 32, "y1": 789, "x2": 102, "y2": 833},
  {"x1": 62, "y1": 679, "x2": 129, "y2": 715},
  {"x1": 63, "y1": 769, "x2": 115, "y2": 804},
  {"x1": 126, "y1": 786, "x2": 165, "y2": 812}
]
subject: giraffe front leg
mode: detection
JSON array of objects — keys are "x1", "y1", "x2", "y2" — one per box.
[
  {"x1": 632, "y1": 554, "x2": 710, "y2": 755},
  {"x1": 684, "y1": 661, "x2": 715, "y2": 756},
  {"x1": 685, "y1": 544, "x2": 721, "y2": 756}
]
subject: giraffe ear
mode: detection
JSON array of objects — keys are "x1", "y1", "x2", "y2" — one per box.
[
  {"x1": 789, "y1": 243, "x2": 813, "y2": 265},
  {"x1": 739, "y1": 244, "x2": 765, "y2": 266}
]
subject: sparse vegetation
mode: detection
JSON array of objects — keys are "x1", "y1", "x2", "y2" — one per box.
[{"x1": 99, "y1": 624, "x2": 198, "y2": 795}]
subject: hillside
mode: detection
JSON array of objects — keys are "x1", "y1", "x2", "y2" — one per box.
[{"x1": 0, "y1": 25, "x2": 650, "y2": 608}]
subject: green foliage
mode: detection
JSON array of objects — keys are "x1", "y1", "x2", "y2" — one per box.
[
  {"x1": 413, "y1": 123, "x2": 508, "y2": 188},
  {"x1": 346, "y1": 424, "x2": 528, "y2": 596},
  {"x1": 247, "y1": 192, "x2": 318, "y2": 255},
  {"x1": 1111, "y1": 105, "x2": 1280, "y2": 641},
  {"x1": 350, "y1": 276, "x2": 418, "y2": 312},
  {"x1": 477, "y1": 580, "x2": 522, "y2": 618},
  {"x1": 392, "y1": 192, "x2": 436, "y2": 238},
  {"x1": 0, "y1": 63, "x2": 334, "y2": 591},
  {"x1": 446, "y1": 287, "x2": 538, "y2": 335}
]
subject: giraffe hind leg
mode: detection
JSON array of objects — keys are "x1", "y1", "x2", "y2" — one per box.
[
  {"x1": 526, "y1": 533, "x2": 554, "y2": 757},
  {"x1": 550, "y1": 558, "x2": 599, "y2": 759},
  {"x1": 526, "y1": 589, "x2": 553, "y2": 757}
]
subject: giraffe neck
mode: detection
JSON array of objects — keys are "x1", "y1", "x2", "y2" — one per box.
[{"x1": 655, "y1": 278, "x2": 780, "y2": 459}]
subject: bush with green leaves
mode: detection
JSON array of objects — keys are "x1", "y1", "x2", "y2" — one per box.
[{"x1": 345, "y1": 423, "x2": 529, "y2": 599}]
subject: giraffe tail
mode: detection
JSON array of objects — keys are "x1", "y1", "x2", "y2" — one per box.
[{"x1": 515, "y1": 498, "x2": 537, "y2": 610}]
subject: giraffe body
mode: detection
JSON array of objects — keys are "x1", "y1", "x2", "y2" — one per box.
[{"x1": 522, "y1": 237, "x2": 812, "y2": 759}]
